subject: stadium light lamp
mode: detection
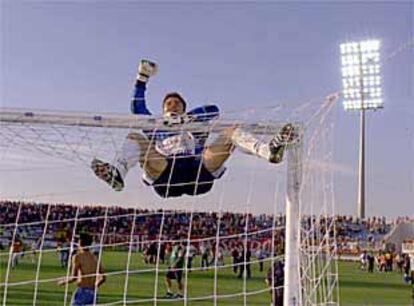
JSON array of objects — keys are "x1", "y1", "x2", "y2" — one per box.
[{"x1": 340, "y1": 39, "x2": 383, "y2": 219}]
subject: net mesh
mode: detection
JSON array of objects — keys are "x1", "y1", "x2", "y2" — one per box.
[{"x1": 0, "y1": 96, "x2": 339, "y2": 305}]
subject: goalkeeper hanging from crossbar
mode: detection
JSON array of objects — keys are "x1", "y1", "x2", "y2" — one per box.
[{"x1": 91, "y1": 60, "x2": 298, "y2": 198}]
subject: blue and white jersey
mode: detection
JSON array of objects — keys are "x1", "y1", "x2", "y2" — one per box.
[{"x1": 131, "y1": 80, "x2": 219, "y2": 157}]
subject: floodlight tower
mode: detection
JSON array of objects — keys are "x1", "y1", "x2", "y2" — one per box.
[{"x1": 340, "y1": 40, "x2": 383, "y2": 219}]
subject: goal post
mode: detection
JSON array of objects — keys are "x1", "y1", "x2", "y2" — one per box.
[{"x1": 284, "y1": 137, "x2": 303, "y2": 306}]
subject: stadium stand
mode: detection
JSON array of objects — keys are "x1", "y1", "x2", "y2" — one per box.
[{"x1": 0, "y1": 200, "x2": 402, "y2": 258}]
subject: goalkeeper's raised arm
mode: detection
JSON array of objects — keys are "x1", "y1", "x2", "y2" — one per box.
[{"x1": 130, "y1": 60, "x2": 158, "y2": 115}]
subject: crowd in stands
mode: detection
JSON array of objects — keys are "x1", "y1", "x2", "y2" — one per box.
[
  {"x1": 1, "y1": 200, "x2": 413, "y2": 303},
  {"x1": 0, "y1": 200, "x2": 404, "y2": 257},
  {"x1": 0, "y1": 200, "x2": 286, "y2": 255},
  {"x1": 334, "y1": 215, "x2": 393, "y2": 255}
]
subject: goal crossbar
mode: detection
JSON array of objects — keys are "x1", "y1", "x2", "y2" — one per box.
[{"x1": 0, "y1": 108, "x2": 286, "y2": 135}]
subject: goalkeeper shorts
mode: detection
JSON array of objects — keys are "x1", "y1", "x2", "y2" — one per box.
[{"x1": 148, "y1": 156, "x2": 224, "y2": 198}]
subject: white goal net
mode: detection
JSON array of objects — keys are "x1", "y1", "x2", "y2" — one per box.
[{"x1": 0, "y1": 96, "x2": 339, "y2": 306}]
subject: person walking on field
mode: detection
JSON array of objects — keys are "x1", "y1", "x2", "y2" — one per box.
[{"x1": 58, "y1": 233, "x2": 106, "y2": 306}]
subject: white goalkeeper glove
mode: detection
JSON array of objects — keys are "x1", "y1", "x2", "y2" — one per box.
[{"x1": 137, "y1": 59, "x2": 158, "y2": 82}]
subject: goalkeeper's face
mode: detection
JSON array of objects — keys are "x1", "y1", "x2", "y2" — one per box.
[{"x1": 163, "y1": 97, "x2": 185, "y2": 116}]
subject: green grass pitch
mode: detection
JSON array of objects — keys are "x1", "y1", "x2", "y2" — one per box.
[{"x1": 0, "y1": 250, "x2": 411, "y2": 305}]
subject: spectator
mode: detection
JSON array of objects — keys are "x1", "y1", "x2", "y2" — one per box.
[
  {"x1": 385, "y1": 251, "x2": 393, "y2": 272},
  {"x1": 238, "y1": 245, "x2": 251, "y2": 279},
  {"x1": 266, "y1": 260, "x2": 284, "y2": 306},
  {"x1": 231, "y1": 246, "x2": 240, "y2": 274},
  {"x1": 256, "y1": 245, "x2": 267, "y2": 272},
  {"x1": 57, "y1": 238, "x2": 70, "y2": 268},
  {"x1": 395, "y1": 253, "x2": 404, "y2": 274},
  {"x1": 165, "y1": 244, "x2": 185, "y2": 299},
  {"x1": 377, "y1": 252, "x2": 386, "y2": 272},
  {"x1": 58, "y1": 233, "x2": 106, "y2": 306},
  {"x1": 200, "y1": 242, "x2": 209, "y2": 270},
  {"x1": 359, "y1": 250, "x2": 367, "y2": 271},
  {"x1": 403, "y1": 254, "x2": 411, "y2": 283},
  {"x1": 367, "y1": 252, "x2": 375, "y2": 273},
  {"x1": 159, "y1": 242, "x2": 166, "y2": 265},
  {"x1": 10, "y1": 236, "x2": 23, "y2": 269},
  {"x1": 30, "y1": 237, "x2": 41, "y2": 264},
  {"x1": 90, "y1": 238, "x2": 101, "y2": 258},
  {"x1": 186, "y1": 244, "x2": 197, "y2": 271}
]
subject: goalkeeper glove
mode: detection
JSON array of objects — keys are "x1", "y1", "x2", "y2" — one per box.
[{"x1": 137, "y1": 59, "x2": 158, "y2": 82}]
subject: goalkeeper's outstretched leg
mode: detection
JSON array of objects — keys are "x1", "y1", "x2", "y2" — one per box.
[
  {"x1": 91, "y1": 132, "x2": 168, "y2": 191},
  {"x1": 202, "y1": 123, "x2": 299, "y2": 175}
]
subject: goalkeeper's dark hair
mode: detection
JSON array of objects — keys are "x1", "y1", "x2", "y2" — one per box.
[{"x1": 163, "y1": 92, "x2": 187, "y2": 111}]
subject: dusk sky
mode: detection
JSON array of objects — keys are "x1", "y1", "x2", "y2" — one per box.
[{"x1": 1, "y1": 1, "x2": 413, "y2": 217}]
